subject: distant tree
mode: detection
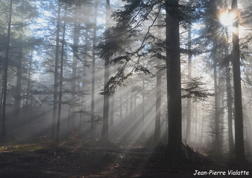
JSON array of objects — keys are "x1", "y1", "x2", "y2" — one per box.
[
  {"x1": 142, "y1": 79, "x2": 145, "y2": 137},
  {"x1": 213, "y1": 43, "x2": 220, "y2": 153},
  {"x1": 71, "y1": 3, "x2": 81, "y2": 130},
  {"x1": 186, "y1": 0, "x2": 192, "y2": 144},
  {"x1": 109, "y1": 94, "x2": 114, "y2": 136},
  {"x1": 91, "y1": 0, "x2": 99, "y2": 140},
  {"x1": 12, "y1": 0, "x2": 38, "y2": 117},
  {"x1": 52, "y1": 2, "x2": 61, "y2": 139},
  {"x1": 225, "y1": 43, "x2": 235, "y2": 153},
  {"x1": 198, "y1": 0, "x2": 223, "y2": 153},
  {"x1": 25, "y1": 49, "x2": 33, "y2": 112},
  {"x1": 154, "y1": 7, "x2": 162, "y2": 143},
  {"x1": 56, "y1": 4, "x2": 67, "y2": 142},
  {"x1": 100, "y1": 0, "x2": 111, "y2": 144},
  {"x1": 1, "y1": 0, "x2": 12, "y2": 140}
]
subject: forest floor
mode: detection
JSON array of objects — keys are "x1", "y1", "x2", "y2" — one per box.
[{"x1": 0, "y1": 139, "x2": 252, "y2": 178}]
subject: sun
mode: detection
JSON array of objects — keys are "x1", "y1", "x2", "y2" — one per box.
[{"x1": 220, "y1": 11, "x2": 235, "y2": 27}]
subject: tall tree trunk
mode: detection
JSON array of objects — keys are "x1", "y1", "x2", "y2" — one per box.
[
  {"x1": 213, "y1": 45, "x2": 220, "y2": 153},
  {"x1": 186, "y1": 17, "x2": 192, "y2": 144},
  {"x1": 218, "y1": 62, "x2": 224, "y2": 152},
  {"x1": 129, "y1": 91, "x2": 133, "y2": 136},
  {"x1": 91, "y1": 0, "x2": 99, "y2": 140},
  {"x1": 26, "y1": 50, "x2": 33, "y2": 112},
  {"x1": 110, "y1": 95, "x2": 114, "y2": 137},
  {"x1": 142, "y1": 79, "x2": 145, "y2": 137},
  {"x1": 15, "y1": 0, "x2": 25, "y2": 117},
  {"x1": 120, "y1": 92, "x2": 122, "y2": 120},
  {"x1": 154, "y1": 8, "x2": 162, "y2": 143},
  {"x1": 126, "y1": 92, "x2": 128, "y2": 116},
  {"x1": 0, "y1": 91, "x2": 3, "y2": 128},
  {"x1": 67, "y1": 106, "x2": 70, "y2": 136},
  {"x1": 100, "y1": 1, "x2": 111, "y2": 143},
  {"x1": 195, "y1": 101, "x2": 198, "y2": 143},
  {"x1": 201, "y1": 106, "x2": 205, "y2": 144},
  {"x1": 231, "y1": 0, "x2": 245, "y2": 161},
  {"x1": 133, "y1": 92, "x2": 137, "y2": 134},
  {"x1": 79, "y1": 94, "x2": 83, "y2": 138},
  {"x1": 29, "y1": 95, "x2": 33, "y2": 138},
  {"x1": 52, "y1": 4, "x2": 61, "y2": 138},
  {"x1": 226, "y1": 65, "x2": 234, "y2": 153},
  {"x1": 81, "y1": 29, "x2": 89, "y2": 134},
  {"x1": 166, "y1": 0, "x2": 182, "y2": 165},
  {"x1": 71, "y1": 9, "x2": 80, "y2": 130},
  {"x1": 154, "y1": 69, "x2": 161, "y2": 143},
  {"x1": 2, "y1": 0, "x2": 13, "y2": 140},
  {"x1": 14, "y1": 48, "x2": 22, "y2": 116},
  {"x1": 134, "y1": 93, "x2": 136, "y2": 119},
  {"x1": 56, "y1": 5, "x2": 67, "y2": 142},
  {"x1": 225, "y1": 29, "x2": 234, "y2": 153}
]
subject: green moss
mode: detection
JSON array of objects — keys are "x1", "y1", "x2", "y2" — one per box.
[{"x1": 11, "y1": 144, "x2": 45, "y2": 152}]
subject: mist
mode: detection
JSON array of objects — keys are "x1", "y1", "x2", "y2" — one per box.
[{"x1": 1, "y1": 0, "x2": 252, "y2": 177}]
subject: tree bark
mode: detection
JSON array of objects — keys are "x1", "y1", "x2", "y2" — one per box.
[
  {"x1": 213, "y1": 44, "x2": 220, "y2": 153},
  {"x1": 231, "y1": 0, "x2": 245, "y2": 161},
  {"x1": 165, "y1": 0, "x2": 182, "y2": 165}
]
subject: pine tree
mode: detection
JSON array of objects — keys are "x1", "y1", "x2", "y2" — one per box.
[
  {"x1": 165, "y1": 0, "x2": 182, "y2": 165},
  {"x1": 231, "y1": 0, "x2": 245, "y2": 162},
  {"x1": 186, "y1": 0, "x2": 192, "y2": 144},
  {"x1": 100, "y1": 0, "x2": 111, "y2": 144},
  {"x1": 154, "y1": 7, "x2": 162, "y2": 143},
  {"x1": 1, "y1": 0, "x2": 13, "y2": 141},
  {"x1": 52, "y1": 2, "x2": 61, "y2": 138},
  {"x1": 224, "y1": 28, "x2": 235, "y2": 153},
  {"x1": 91, "y1": 0, "x2": 99, "y2": 140},
  {"x1": 56, "y1": 4, "x2": 67, "y2": 142}
]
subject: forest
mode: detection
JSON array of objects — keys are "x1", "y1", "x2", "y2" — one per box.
[{"x1": 1, "y1": 0, "x2": 252, "y2": 177}]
